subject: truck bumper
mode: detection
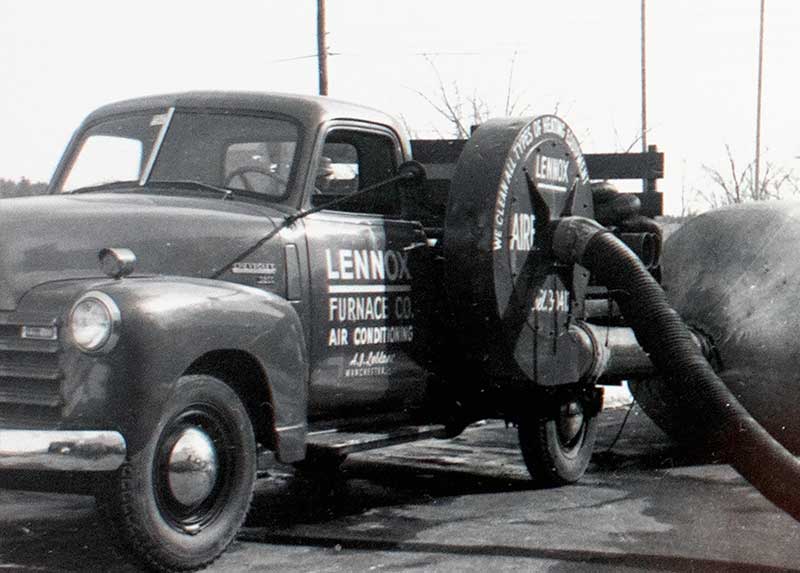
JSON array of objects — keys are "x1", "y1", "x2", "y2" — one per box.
[{"x1": 0, "y1": 429, "x2": 126, "y2": 472}]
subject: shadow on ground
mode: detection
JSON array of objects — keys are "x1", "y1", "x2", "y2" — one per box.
[{"x1": 2, "y1": 406, "x2": 764, "y2": 572}]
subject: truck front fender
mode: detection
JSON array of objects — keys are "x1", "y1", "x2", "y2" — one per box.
[{"x1": 53, "y1": 277, "x2": 308, "y2": 462}]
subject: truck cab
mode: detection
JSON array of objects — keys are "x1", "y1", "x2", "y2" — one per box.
[
  {"x1": 49, "y1": 92, "x2": 436, "y2": 421},
  {"x1": 0, "y1": 92, "x2": 447, "y2": 572}
]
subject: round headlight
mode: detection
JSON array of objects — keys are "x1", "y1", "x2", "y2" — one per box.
[{"x1": 70, "y1": 292, "x2": 120, "y2": 352}]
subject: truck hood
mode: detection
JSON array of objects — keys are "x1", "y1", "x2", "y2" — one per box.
[{"x1": 0, "y1": 193, "x2": 286, "y2": 310}]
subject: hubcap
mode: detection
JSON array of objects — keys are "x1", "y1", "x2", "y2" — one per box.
[
  {"x1": 556, "y1": 401, "x2": 585, "y2": 448},
  {"x1": 154, "y1": 404, "x2": 237, "y2": 534},
  {"x1": 167, "y1": 427, "x2": 219, "y2": 507}
]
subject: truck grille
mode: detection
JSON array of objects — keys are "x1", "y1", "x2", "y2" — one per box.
[{"x1": 0, "y1": 320, "x2": 63, "y2": 428}]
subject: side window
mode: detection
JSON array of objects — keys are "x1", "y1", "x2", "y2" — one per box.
[
  {"x1": 312, "y1": 129, "x2": 400, "y2": 216},
  {"x1": 315, "y1": 142, "x2": 359, "y2": 195}
]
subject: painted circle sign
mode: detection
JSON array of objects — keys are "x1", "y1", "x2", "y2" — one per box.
[{"x1": 443, "y1": 115, "x2": 593, "y2": 384}]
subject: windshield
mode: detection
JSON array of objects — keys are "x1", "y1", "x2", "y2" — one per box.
[{"x1": 56, "y1": 109, "x2": 300, "y2": 199}]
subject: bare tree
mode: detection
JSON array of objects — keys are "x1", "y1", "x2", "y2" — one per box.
[
  {"x1": 696, "y1": 145, "x2": 799, "y2": 209},
  {"x1": 412, "y1": 53, "x2": 532, "y2": 139},
  {"x1": 397, "y1": 113, "x2": 417, "y2": 139},
  {"x1": 612, "y1": 125, "x2": 653, "y2": 154}
]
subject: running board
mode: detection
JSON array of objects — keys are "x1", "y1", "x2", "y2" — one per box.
[{"x1": 305, "y1": 424, "x2": 448, "y2": 456}]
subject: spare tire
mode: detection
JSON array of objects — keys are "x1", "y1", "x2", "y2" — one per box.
[{"x1": 443, "y1": 116, "x2": 594, "y2": 390}]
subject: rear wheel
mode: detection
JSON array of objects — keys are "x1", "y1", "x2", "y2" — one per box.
[
  {"x1": 97, "y1": 374, "x2": 257, "y2": 572},
  {"x1": 518, "y1": 392, "x2": 599, "y2": 487}
]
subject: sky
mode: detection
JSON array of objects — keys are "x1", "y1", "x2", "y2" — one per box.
[{"x1": 1, "y1": 0, "x2": 798, "y2": 215}]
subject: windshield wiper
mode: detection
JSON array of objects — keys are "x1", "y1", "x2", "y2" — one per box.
[
  {"x1": 66, "y1": 180, "x2": 140, "y2": 194},
  {"x1": 146, "y1": 180, "x2": 237, "y2": 200}
]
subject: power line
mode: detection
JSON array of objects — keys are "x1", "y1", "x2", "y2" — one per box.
[
  {"x1": 268, "y1": 50, "x2": 504, "y2": 65},
  {"x1": 270, "y1": 53, "x2": 336, "y2": 64}
]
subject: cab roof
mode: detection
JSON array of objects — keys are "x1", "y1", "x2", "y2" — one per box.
[{"x1": 83, "y1": 91, "x2": 406, "y2": 135}]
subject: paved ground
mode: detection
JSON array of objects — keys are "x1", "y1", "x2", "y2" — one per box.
[{"x1": 1, "y1": 396, "x2": 799, "y2": 572}]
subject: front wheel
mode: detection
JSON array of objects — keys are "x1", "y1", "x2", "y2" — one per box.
[
  {"x1": 97, "y1": 374, "x2": 257, "y2": 572},
  {"x1": 518, "y1": 390, "x2": 600, "y2": 487}
]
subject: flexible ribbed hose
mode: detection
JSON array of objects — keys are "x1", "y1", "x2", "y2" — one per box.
[{"x1": 556, "y1": 217, "x2": 800, "y2": 522}]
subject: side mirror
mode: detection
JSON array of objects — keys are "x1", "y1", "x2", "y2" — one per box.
[
  {"x1": 397, "y1": 160, "x2": 427, "y2": 186},
  {"x1": 98, "y1": 247, "x2": 137, "y2": 279}
]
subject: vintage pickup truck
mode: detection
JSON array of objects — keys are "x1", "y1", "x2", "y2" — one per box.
[{"x1": 0, "y1": 92, "x2": 670, "y2": 571}]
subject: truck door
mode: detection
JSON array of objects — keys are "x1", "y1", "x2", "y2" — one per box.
[{"x1": 303, "y1": 125, "x2": 429, "y2": 419}]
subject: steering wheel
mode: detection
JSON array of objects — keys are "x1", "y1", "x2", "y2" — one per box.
[{"x1": 224, "y1": 166, "x2": 288, "y2": 193}]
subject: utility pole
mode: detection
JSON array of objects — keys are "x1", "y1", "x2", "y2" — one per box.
[
  {"x1": 640, "y1": 0, "x2": 648, "y2": 192},
  {"x1": 317, "y1": 0, "x2": 329, "y2": 96},
  {"x1": 754, "y1": 0, "x2": 766, "y2": 198}
]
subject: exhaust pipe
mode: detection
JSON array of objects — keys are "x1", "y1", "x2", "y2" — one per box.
[{"x1": 572, "y1": 322, "x2": 707, "y2": 382}]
